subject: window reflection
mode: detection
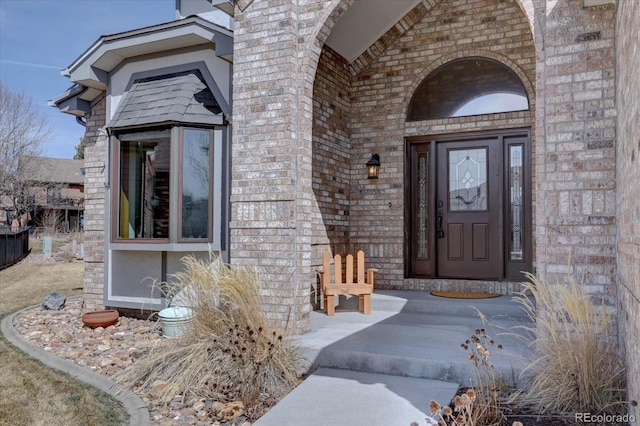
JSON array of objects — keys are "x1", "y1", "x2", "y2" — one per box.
[
  {"x1": 408, "y1": 58, "x2": 529, "y2": 121},
  {"x1": 181, "y1": 129, "x2": 211, "y2": 239},
  {"x1": 453, "y1": 93, "x2": 529, "y2": 117},
  {"x1": 118, "y1": 130, "x2": 171, "y2": 239}
]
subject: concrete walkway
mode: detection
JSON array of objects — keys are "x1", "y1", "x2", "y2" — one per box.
[{"x1": 257, "y1": 290, "x2": 532, "y2": 426}]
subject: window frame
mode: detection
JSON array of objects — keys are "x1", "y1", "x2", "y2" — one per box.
[{"x1": 110, "y1": 125, "x2": 217, "y2": 245}]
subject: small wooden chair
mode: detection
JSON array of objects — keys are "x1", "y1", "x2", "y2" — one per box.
[{"x1": 317, "y1": 250, "x2": 377, "y2": 316}]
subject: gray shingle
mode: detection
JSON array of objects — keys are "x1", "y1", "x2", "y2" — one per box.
[{"x1": 108, "y1": 70, "x2": 224, "y2": 129}]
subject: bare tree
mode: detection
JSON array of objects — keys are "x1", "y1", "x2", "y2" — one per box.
[{"x1": 0, "y1": 81, "x2": 52, "y2": 225}]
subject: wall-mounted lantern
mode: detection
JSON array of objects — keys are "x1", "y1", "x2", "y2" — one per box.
[{"x1": 366, "y1": 153, "x2": 380, "y2": 179}]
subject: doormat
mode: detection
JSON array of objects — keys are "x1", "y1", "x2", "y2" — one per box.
[{"x1": 430, "y1": 290, "x2": 501, "y2": 299}]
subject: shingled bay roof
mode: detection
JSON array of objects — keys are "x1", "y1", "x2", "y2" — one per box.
[{"x1": 108, "y1": 70, "x2": 224, "y2": 129}]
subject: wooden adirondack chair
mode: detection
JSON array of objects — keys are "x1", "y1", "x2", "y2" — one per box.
[{"x1": 318, "y1": 250, "x2": 377, "y2": 316}]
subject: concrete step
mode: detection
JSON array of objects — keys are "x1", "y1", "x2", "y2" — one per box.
[{"x1": 300, "y1": 290, "x2": 532, "y2": 385}]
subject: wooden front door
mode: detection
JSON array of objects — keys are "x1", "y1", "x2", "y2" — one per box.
[
  {"x1": 436, "y1": 139, "x2": 502, "y2": 279},
  {"x1": 406, "y1": 130, "x2": 531, "y2": 281}
]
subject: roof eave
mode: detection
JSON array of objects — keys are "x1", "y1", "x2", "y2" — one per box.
[{"x1": 64, "y1": 16, "x2": 233, "y2": 86}]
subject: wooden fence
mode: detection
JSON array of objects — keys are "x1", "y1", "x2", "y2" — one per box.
[{"x1": 0, "y1": 229, "x2": 30, "y2": 270}]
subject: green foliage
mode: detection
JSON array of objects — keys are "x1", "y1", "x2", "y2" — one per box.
[{"x1": 73, "y1": 136, "x2": 87, "y2": 160}]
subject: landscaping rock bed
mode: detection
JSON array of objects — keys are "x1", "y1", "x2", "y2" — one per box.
[{"x1": 13, "y1": 298, "x2": 262, "y2": 425}]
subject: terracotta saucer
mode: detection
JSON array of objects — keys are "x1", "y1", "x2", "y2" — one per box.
[{"x1": 81, "y1": 310, "x2": 119, "y2": 328}]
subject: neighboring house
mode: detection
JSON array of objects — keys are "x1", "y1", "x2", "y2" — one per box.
[
  {"x1": 51, "y1": 0, "x2": 639, "y2": 418},
  {"x1": 0, "y1": 156, "x2": 85, "y2": 232},
  {"x1": 19, "y1": 156, "x2": 85, "y2": 232}
]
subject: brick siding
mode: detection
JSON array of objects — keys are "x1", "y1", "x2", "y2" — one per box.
[
  {"x1": 615, "y1": 0, "x2": 640, "y2": 418},
  {"x1": 231, "y1": 0, "x2": 620, "y2": 332},
  {"x1": 78, "y1": 3, "x2": 637, "y2": 389},
  {"x1": 540, "y1": 0, "x2": 617, "y2": 306},
  {"x1": 81, "y1": 97, "x2": 107, "y2": 312},
  {"x1": 346, "y1": 0, "x2": 537, "y2": 289}
]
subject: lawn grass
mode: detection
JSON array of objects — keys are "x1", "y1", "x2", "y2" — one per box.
[{"x1": 0, "y1": 255, "x2": 129, "y2": 426}]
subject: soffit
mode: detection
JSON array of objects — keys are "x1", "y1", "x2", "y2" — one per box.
[{"x1": 325, "y1": 0, "x2": 421, "y2": 63}]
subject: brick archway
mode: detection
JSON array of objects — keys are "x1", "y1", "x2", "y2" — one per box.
[{"x1": 305, "y1": 0, "x2": 541, "y2": 288}]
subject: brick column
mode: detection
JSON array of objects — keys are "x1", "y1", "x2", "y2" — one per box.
[
  {"x1": 231, "y1": 0, "x2": 312, "y2": 332},
  {"x1": 538, "y1": 0, "x2": 617, "y2": 302},
  {"x1": 82, "y1": 97, "x2": 107, "y2": 312}
]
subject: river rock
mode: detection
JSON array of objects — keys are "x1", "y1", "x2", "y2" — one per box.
[{"x1": 59, "y1": 330, "x2": 73, "y2": 343}]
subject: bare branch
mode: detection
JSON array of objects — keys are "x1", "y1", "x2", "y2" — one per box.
[{"x1": 0, "y1": 81, "x2": 52, "y2": 221}]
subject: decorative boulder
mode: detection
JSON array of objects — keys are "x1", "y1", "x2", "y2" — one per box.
[{"x1": 41, "y1": 292, "x2": 66, "y2": 310}]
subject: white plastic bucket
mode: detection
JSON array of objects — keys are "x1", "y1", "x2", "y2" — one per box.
[{"x1": 158, "y1": 307, "x2": 193, "y2": 338}]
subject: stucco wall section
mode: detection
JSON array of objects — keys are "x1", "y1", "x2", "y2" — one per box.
[
  {"x1": 81, "y1": 96, "x2": 107, "y2": 312},
  {"x1": 615, "y1": 0, "x2": 640, "y2": 418}
]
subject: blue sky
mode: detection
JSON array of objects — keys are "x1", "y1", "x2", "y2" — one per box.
[{"x1": 0, "y1": 0, "x2": 175, "y2": 159}]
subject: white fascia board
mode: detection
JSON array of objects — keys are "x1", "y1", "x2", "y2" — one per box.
[{"x1": 65, "y1": 18, "x2": 231, "y2": 86}]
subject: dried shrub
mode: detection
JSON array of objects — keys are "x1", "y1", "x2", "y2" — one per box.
[
  {"x1": 114, "y1": 253, "x2": 303, "y2": 418},
  {"x1": 425, "y1": 329, "x2": 507, "y2": 426},
  {"x1": 512, "y1": 272, "x2": 627, "y2": 417},
  {"x1": 460, "y1": 329, "x2": 507, "y2": 426}
]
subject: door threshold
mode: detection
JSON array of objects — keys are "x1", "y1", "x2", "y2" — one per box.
[{"x1": 403, "y1": 278, "x2": 525, "y2": 295}]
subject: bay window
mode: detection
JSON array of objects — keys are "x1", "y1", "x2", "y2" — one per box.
[{"x1": 113, "y1": 126, "x2": 219, "y2": 244}]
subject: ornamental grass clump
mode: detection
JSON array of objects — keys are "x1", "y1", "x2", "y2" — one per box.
[
  {"x1": 512, "y1": 272, "x2": 627, "y2": 417},
  {"x1": 114, "y1": 253, "x2": 303, "y2": 418}
]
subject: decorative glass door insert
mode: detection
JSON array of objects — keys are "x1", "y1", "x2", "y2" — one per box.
[{"x1": 448, "y1": 148, "x2": 488, "y2": 212}]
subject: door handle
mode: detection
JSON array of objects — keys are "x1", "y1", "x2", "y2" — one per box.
[{"x1": 437, "y1": 210, "x2": 445, "y2": 238}]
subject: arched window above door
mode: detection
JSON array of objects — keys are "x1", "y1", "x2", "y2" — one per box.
[{"x1": 407, "y1": 58, "x2": 529, "y2": 121}]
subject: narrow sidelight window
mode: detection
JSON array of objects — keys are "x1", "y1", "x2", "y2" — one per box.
[{"x1": 180, "y1": 128, "x2": 212, "y2": 240}]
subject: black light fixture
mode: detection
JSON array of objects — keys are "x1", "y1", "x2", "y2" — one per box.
[{"x1": 366, "y1": 153, "x2": 381, "y2": 179}]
